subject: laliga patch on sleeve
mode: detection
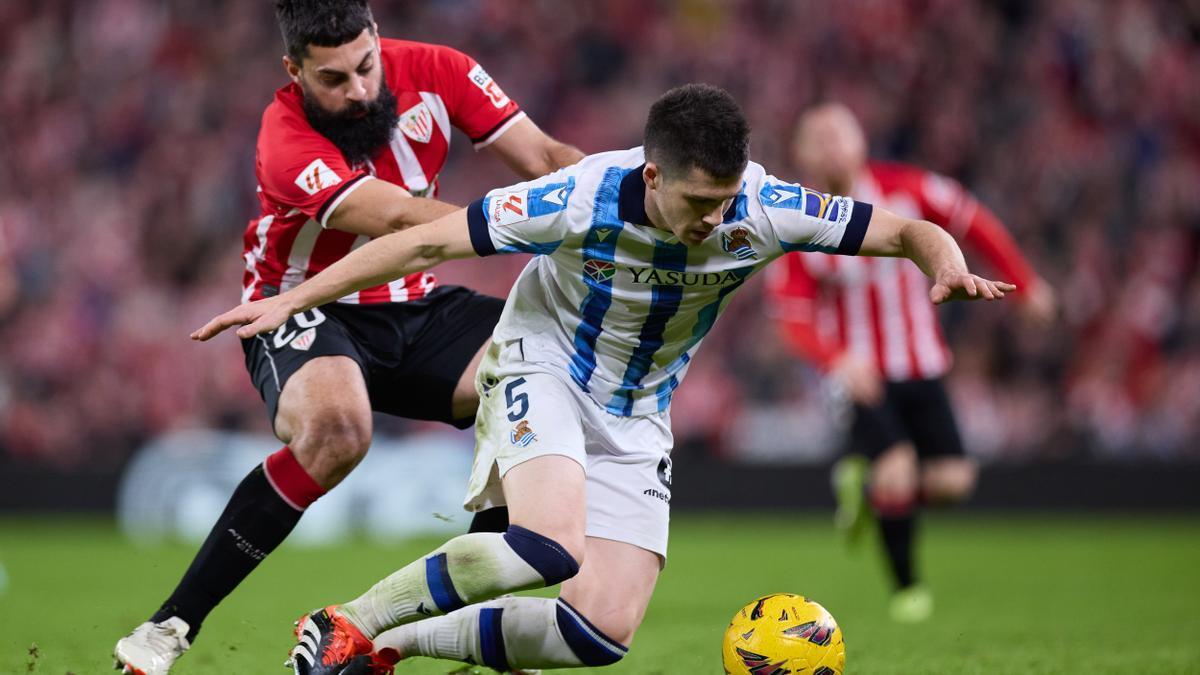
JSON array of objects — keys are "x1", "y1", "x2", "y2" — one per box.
[
  {"x1": 467, "y1": 63, "x2": 511, "y2": 109},
  {"x1": 294, "y1": 158, "x2": 342, "y2": 196},
  {"x1": 488, "y1": 189, "x2": 529, "y2": 227}
]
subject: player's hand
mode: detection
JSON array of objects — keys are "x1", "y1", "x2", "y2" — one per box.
[
  {"x1": 190, "y1": 296, "x2": 298, "y2": 341},
  {"x1": 929, "y1": 271, "x2": 1015, "y2": 304},
  {"x1": 830, "y1": 353, "x2": 884, "y2": 406},
  {"x1": 1018, "y1": 278, "x2": 1058, "y2": 326}
]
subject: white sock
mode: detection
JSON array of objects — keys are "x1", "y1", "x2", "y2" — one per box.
[
  {"x1": 339, "y1": 532, "x2": 545, "y2": 637},
  {"x1": 374, "y1": 596, "x2": 627, "y2": 670}
]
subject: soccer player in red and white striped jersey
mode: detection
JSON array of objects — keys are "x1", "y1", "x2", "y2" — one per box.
[
  {"x1": 115, "y1": 2, "x2": 582, "y2": 673},
  {"x1": 766, "y1": 103, "x2": 1056, "y2": 623}
]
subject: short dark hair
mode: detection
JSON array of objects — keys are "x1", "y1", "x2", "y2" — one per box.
[
  {"x1": 644, "y1": 83, "x2": 750, "y2": 180},
  {"x1": 275, "y1": 0, "x2": 375, "y2": 63}
]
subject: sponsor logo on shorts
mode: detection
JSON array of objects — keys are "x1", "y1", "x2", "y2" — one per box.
[
  {"x1": 294, "y1": 158, "x2": 341, "y2": 196},
  {"x1": 721, "y1": 226, "x2": 757, "y2": 260},
  {"x1": 489, "y1": 189, "x2": 529, "y2": 226},
  {"x1": 398, "y1": 101, "x2": 435, "y2": 144},
  {"x1": 510, "y1": 420, "x2": 537, "y2": 447},
  {"x1": 467, "y1": 63, "x2": 510, "y2": 108},
  {"x1": 643, "y1": 488, "x2": 670, "y2": 503}
]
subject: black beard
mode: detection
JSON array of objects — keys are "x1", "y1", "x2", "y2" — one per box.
[{"x1": 302, "y1": 80, "x2": 399, "y2": 167}]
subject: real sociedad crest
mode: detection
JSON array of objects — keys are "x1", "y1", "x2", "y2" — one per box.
[{"x1": 721, "y1": 226, "x2": 757, "y2": 260}]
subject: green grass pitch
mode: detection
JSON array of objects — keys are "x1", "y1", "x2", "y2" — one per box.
[{"x1": 2, "y1": 514, "x2": 1198, "y2": 674}]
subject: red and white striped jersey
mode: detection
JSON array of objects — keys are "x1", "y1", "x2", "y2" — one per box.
[
  {"x1": 242, "y1": 38, "x2": 524, "y2": 305},
  {"x1": 766, "y1": 161, "x2": 1037, "y2": 381}
]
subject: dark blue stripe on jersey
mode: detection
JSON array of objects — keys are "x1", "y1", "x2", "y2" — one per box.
[
  {"x1": 608, "y1": 239, "x2": 688, "y2": 416},
  {"x1": 478, "y1": 607, "x2": 508, "y2": 670},
  {"x1": 467, "y1": 198, "x2": 496, "y2": 257},
  {"x1": 690, "y1": 267, "x2": 752, "y2": 340},
  {"x1": 568, "y1": 167, "x2": 629, "y2": 392},
  {"x1": 556, "y1": 599, "x2": 628, "y2": 666},
  {"x1": 526, "y1": 177, "x2": 576, "y2": 219},
  {"x1": 837, "y1": 201, "x2": 873, "y2": 255},
  {"x1": 722, "y1": 185, "x2": 749, "y2": 223},
  {"x1": 425, "y1": 553, "x2": 465, "y2": 613}
]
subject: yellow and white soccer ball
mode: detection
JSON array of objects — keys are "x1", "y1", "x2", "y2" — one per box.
[{"x1": 722, "y1": 593, "x2": 845, "y2": 675}]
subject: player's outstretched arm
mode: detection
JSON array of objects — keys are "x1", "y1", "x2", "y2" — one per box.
[
  {"x1": 191, "y1": 209, "x2": 475, "y2": 341},
  {"x1": 857, "y1": 206, "x2": 1016, "y2": 305},
  {"x1": 326, "y1": 178, "x2": 464, "y2": 237},
  {"x1": 486, "y1": 117, "x2": 584, "y2": 178}
]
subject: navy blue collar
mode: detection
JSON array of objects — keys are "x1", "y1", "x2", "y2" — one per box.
[
  {"x1": 617, "y1": 164, "x2": 650, "y2": 226},
  {"x1": 617, "y1": 163, "x2": 745, "y2": 227}
]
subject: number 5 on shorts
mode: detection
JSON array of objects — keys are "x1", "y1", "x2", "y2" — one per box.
[{"x1": 505, "y1": 377, "x2": 529, "y2": 421}]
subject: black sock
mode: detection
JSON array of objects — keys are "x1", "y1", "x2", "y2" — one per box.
[
  {"x1": 468, "y1": 506, "x2": 510, "y2": 533},
  {"x1": 149, "y1": 464, "x2": 303, "y2": 642},
  {"x1": 878, "y1": 513, "x2": 916, "y2": 590}
]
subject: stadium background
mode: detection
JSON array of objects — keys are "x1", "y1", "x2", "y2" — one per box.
[{"x1": 1, "y1": 0, "x2": 1198, "y2": 673}]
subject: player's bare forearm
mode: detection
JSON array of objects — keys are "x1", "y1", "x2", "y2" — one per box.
[
  {"x1": 191, "y1": 209, "x2": 475, "y2": 341},
  {"x1": 544, "y1": 140, "x2": 585, "y2": 173},
  {"x1": 386, "y1": 197, "x2": 463, "y2": 230},
  {"x1": 858, "y1": 207, "x2": 1015, "y2": 304},
  {"x1": 898, "y1": 219, "x2": 968, "y2": 280},
  {"x1": 326, "y1": 179, "x2": 461, "y2": 236},
  {"x1": 488, "y1": 117, "x2": 585, "y2": 178}
]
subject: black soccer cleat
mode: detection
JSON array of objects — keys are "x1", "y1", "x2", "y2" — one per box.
[{"x1": 286, "y1": 606, "x2": 394, "y2": 675}]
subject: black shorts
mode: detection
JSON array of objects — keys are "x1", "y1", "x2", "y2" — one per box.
[
  {"x1": 241, "y1": 286, "x2": 503, "y2": 430},
  {"x1": 848, "y1": 378, "x2": 965, "y2": 461}
]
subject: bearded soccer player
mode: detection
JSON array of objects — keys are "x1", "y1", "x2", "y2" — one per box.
[
  {"x1": 193, "y1": 84, "x2": 1015, "y2": 674},
  {"x1": 765, "y1": 103, "x2": 1056, "y2": 623},
  {"x1": 113, "y1": 1, "x2": 582, "y2": 673}
]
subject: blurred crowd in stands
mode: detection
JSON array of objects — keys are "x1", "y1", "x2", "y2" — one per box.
[{"x1": 1, "y1": 0, "x2": 1198, "y2": 469}]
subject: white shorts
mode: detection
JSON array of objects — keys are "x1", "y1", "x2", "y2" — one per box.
[{"x1": 465, "y1": 340, "x2": 674, "y2": 558}]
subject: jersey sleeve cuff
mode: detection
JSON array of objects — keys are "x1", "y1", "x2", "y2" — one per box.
[
  {"x1": 837, "y1": 201, "x2": 872, "y2": 255},
  {"x1": 317, "y1": 174, "x2": 373, "y2": 228},
  {"x1": 472, "y1": 110, "x2": 527, "y2": 149},
  {"x1": 467, "y1": 198, "x2": 497, "y2": 256}
]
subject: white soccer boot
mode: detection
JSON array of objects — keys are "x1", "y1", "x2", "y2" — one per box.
[{"x1": 113, "y1": 616, "x2": 191, "y2": 675}]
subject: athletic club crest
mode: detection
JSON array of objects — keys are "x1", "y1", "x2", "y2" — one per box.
[
  {"x1": 398, "y1": 102, "x2": 434, "y2": 144},
  {"x1": 721, "y1": 226, "x2": 757, "y2": 260}
]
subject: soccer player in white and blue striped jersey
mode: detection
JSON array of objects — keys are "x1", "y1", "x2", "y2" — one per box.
[{"x1": 194, "y1": 84, "x2": 1014, "y2": 674}]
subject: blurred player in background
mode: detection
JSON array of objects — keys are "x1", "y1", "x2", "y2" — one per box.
[
  {"x1": 193, "y1": 84, "x2": 1015, "y2": 674},
  {"x1": 766, "y1": 103, "x2": 1056, "y2": 623},
  {"x1": 113, "y1": 1, "x2": 581, "y2": 673}
]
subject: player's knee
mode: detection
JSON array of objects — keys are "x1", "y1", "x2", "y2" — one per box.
[
  {"x1": 923, "y1": 463, "x2": 977, "y2": 505},
  {"x1": 289, "y1": 410, "x2": 372, "y2": 483},
  {"x1": 869, "y1": 471, "x2": 918, "y2": 505},
  {"x1": 871, "y1": 448, "x2": 919, "y2": 498},
  {"x1": 555, "y1": 598, "x2": 631, "y2": 666},
  {"x1": 503, "y1": 525, "x2": 581, "y2": 585}
]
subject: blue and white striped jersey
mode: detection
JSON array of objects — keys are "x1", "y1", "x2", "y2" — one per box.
[{"x1": 466, "y1": 147, "x2": 872, "y2": 417}]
